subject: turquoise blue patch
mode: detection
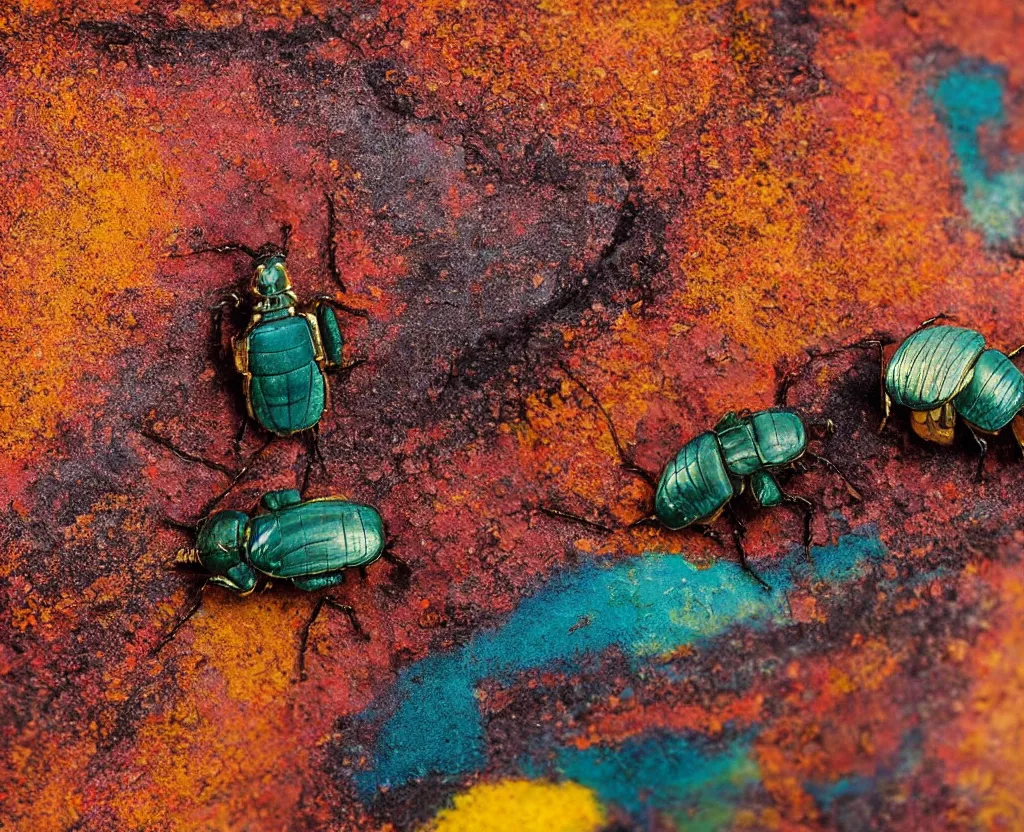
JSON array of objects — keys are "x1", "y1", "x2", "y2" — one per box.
[
  {"x1": 806, "y1": 728, "x2": 923, "y2": 813},
  {"x1": 931, "y1": 62, "x2": 1024, "y2": 242},
  {"x1": 542, "y1": 733, "x2": 760, "y2": 831},
  {"x1": 352, "y1": 529, "x2": 886, "y2": 798}
]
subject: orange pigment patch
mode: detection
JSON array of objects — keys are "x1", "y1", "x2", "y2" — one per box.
[
  {"x1": 930, "y1": 564, "x2": 1024, "y2": 830},
  {"x1": 170, "y1": 0, "x2": 329, "y2": 29},
  {"x1": 0, "y1": 50, "x2": 180, "y2": 461},
  {"x1": 113, "y1": 595, "x2": 307, "y2": 829},
  {"x1": 392, "y1": 0, "x2": 724, "y2": 163},
  {"x1": 675, "y1": 26, "x2": 1007, "y2": 371}
]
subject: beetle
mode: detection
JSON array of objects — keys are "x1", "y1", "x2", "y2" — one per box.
[
  {"x1": 543, "y1": 365, "x2": 859, "y2": 590},
  {"x1": 162, "y1": 488, "x2": 408, "y2": 679},
  {"x1": 159, "y1": 198, "x2": 368, "y2": 487},
  {"x1": 865, "y1": 315, "x2": 1024, "y2": 480},
  {"x1": 222, "y1": 245, "x2": 350, "y2": 436}
]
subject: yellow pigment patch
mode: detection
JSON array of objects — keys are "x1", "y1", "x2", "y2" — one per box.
[
  {"x1": 0, "y1": 55, "x2": 179, "y2": 460},
  {"x1": 424, "y1": 779, "x2": 607, "y2": 832}
]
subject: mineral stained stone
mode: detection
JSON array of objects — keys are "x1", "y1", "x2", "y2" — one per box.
[{"x1": 3, "y1": 2, "x2": 1024, "y2": 831}]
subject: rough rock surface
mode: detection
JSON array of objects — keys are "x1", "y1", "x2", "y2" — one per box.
[{"x1": 3, "y1": 1, "x2": 1024, "y2": 830}]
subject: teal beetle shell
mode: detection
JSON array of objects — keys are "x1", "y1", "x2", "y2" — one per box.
[
  {"x1": 244, "y1": 313, "x2": 328, "y2": 434},
  {"x1": 654, "y1": 432, "x2": 733, "y2": 529},
  {"x1": 654, "y1": 408, "x2": 808, "y2": 529},
  {"x1": 885, "y1": 325, "x2": 1024, "y2": 432},
  {"x1": 885, "y1": 326, "x2": 985, "y2": 410},
  {"x1": 193, "y1": 491, "x2": 385, "y2": 592},
  {"x1": 952, "y1": 349, "x2": 1024, "y2": 432},
  {"x1": 248, "y1": 496, "x2": 385, "y2": 578}
]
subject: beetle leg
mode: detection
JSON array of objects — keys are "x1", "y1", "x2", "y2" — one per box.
[
  {"x1": 300, "y1": 429, "x2": 328, "y2": 493},
  {"x1": 193, "y1": 437, "x2": 272, "y2": 520},
  {"x1": 209, "y1": 294, "x2": 242, "y2": 367},
  {"x1": 280, "y1": 221, "x2": 292, "y2": 256},
  {"x1": 234, "y1": 418, "x2": 248, "y2": 457},
  {"x1": 333, "y1": 357, "x2": 367, "y2": 380},
  {"x1": 722, "y1": 505, "x2": 771, "y2": 592},
  {"x1": 170, "y1": 241, "x2": 259, "y2": 259},
  {"x1": 804, "y1": 450, "x2": 863, "y2": 501},
  {"x1": 539, "y1": 505, "x2": 615, "y2": 533},
  {"x1": 299, "y1": 596, "x2": 370, "y2": 680},
  {"x1": 151, "y1": 579, "x2": 208, "y2": 656},
  {"x1": 851, "y1": 339, "x2": 892, "y2": 431},
  {"x1": 1011, "y1": 414, "x2": 1024, "y2": 456},
  {"x1": 312, "y1": 294, "x2": 370, "y2": 320},
  {"x1": 691, "y1": 523, "x2": 724, "y2": 545},
  {"x1": 774, "y1": 365, "x2": 802, "y2": 408},
  {"x1": 161, "y1": 516, "x2": 200, "y2": 534},
  {"x1": 780, "y1": 493, "x2": 816, "y2": 562},
  {"x1": 558, "y1": 361, "x2": 659, "y2": 489},
  {"x1": 139, "y1": 426, "x2": 239, "y2": 478},
  {"x1": 382, "y1": 549, "x2": 413, "y2": 576},
  {"x1": 324, "y1": 191, "x2": 346, "y2": 292},
  {"x1": 964, "y1": 423, "x2": 989, "y2": 483}
]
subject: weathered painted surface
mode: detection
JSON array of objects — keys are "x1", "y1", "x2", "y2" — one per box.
[{"x1": 3, "y1": 2, "x2": 1024, "y2": 831}]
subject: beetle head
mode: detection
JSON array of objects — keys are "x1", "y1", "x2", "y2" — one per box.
[
  {"x1": 252, "y1": 251, "x2": 292, "y2": 298},
  {"x1": 193, "y1": 510, "x2": 257, "y2": 593}
]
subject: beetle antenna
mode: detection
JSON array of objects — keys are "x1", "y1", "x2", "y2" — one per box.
[
  {"x1": 170, "y1": 241, "x2": 261, "y2": 259},
  {"x1": 913, "y1": 312, "x2": 958, "y2": 332},
  {"x1": 325, "y1": 191, "x2": 346, "y2": 292},
  {"x1": 557, "y1": 361, "x2": 658, "y2": 489},
  {"x1": 280, "y1": 222, "x2": 292, "y2": 256},
  {"x1": 152, "y1": 579, "x2": 208, "y2": 656}
]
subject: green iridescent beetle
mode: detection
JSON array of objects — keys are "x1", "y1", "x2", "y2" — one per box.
[
  {"x1": 175, "y1": 489, "x2": 386, "y2": 594},
  {"x1": 164, "y1": 202, "x2": 368, "y2": 483},
  {"x1": 544, "y1": 366, "x2": 859, "y2": 590},
  {"x1": 164, "y1": 488, "x2": 408, "y2": 678},
  {"x1": 654, "y1": 409, "x2": 810, "y2": 531},
  {"x1": 868, "y1": 316, "x2": 1024, "y2": 480},
  {"x1": 227, "y1": 247, "x2": 347, "y2": 436}
]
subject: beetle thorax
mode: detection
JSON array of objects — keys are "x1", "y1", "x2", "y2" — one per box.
[{"x1": 252, "y1": 289, "x2": 298, "y2": 315}]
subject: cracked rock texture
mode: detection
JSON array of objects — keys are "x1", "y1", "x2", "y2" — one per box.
[{"x1": 3, "y1": 2, "x2": 1024, "y2": 830}]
